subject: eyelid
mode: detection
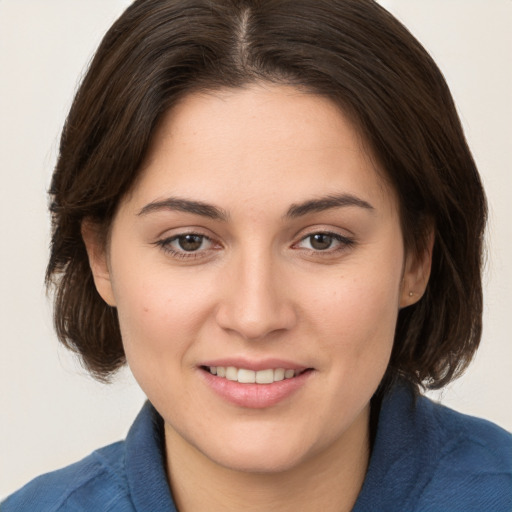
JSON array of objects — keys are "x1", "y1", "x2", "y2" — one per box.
[
  {"x1": 291, "y1": 221, "x2": 356, "y2": 238},
  {"x1": 154, "y1": 230, "x2": 222, "y2": 260},
  {"x1": 293, "y1": 229, "x2": 356, "y2": 253}
]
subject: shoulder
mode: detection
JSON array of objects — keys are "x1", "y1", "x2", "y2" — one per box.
[
  {"x1": 355, "y1": 384, "x2": 512, "y2": 512},
  {"x1": 0, "y1": 441, "x2": 136, "y2": 512},
  {"x1": 414, "y1": 396, "x2": 512, "y2": 511},
  {"x1": 2, "y1": 402, "x2": 176, "y2": 512},
  {"x1": 415, "y1": 393, "x2": 512, "y2": 474}
]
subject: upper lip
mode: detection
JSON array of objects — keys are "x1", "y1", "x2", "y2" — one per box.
[{"x1": 199, "y1": 357, "x2": 310, "y2": 372}]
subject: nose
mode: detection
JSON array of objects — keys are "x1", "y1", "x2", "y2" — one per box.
[{"x1": 215, "y1": 249, "x2": 297, "y2": 341}]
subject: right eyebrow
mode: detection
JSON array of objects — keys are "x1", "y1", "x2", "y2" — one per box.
[{"x1": 137, "y1": 197, "x2": 229, "y2": 221}]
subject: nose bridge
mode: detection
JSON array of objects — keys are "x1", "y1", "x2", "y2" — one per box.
[{"x1": 216, "y1": 243, "x2": 295, "y2": 340}]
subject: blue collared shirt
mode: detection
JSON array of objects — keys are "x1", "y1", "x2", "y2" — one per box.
[{"x1": 2, "y1": 384, "x2": 511, "y2": 511}]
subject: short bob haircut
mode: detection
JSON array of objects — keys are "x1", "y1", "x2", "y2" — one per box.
[{"x1": 46, "y1": 0, "x2": 486, "y2": 393}]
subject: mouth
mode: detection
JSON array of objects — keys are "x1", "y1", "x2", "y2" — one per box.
[{"x1": 200, "y1": 365, "x2": 312, "y2": 384}]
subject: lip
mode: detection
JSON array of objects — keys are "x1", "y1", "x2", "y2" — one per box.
[
  {"x1": 200, "y1": 357, "x2": 307, "y2": 372},
  {"x1": 198, "y1": 360, "x2": 314, "y2": 409}
]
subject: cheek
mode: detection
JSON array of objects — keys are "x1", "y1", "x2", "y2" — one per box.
[
  {"x1": 306, "y1": 254, "x2": 403, "y2": 363},
  {"x1": 110, "y1": 263, "x2": 212, "y2": 369}
]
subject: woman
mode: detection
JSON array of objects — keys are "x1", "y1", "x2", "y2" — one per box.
[{"x1": 3, "y1": 0, "x2": 511, "y2": 510}]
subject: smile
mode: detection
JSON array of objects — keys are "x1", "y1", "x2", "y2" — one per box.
[
  {"x1": 200, "y1": 364, "x2": 314, "y2": 408},
  {"x1": 204, "y1": 366, "x2": 305, "y2": 384}
]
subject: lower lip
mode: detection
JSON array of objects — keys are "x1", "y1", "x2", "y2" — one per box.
[{"x1": 200, "y1": 369, "x2": 313, "y2": 409}]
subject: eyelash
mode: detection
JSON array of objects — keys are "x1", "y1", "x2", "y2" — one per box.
[
  {"x1": 154, "y1": 232, "x2": 216, "y2": 260},
  {"x1": 154, "y1": 231, "x2": 355, "y2": 260},
  {"x1": 294, "y1": 232, "x2": 356, "y2": 254}
]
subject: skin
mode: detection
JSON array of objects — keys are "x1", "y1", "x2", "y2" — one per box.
[{"x1": 84, "y1": 84, "x2": 431, "y2": 512}]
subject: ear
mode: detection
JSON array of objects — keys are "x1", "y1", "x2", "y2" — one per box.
[
  {"x1": 399, "y1": 229, "x2": 435, "y2": 308},
  {"x1": 81, "y1": 220, "x2": 117, "y2": 307}
]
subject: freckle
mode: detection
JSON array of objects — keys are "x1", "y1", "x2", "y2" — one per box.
[{"x1": 143, "y1": 307, "x2": 149, "y2": 313}]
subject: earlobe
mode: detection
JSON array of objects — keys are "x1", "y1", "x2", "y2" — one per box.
[
  {"x1": 400, "y1": 230, "x2": 435, "y2": 308},
  {"x1": 81, "y1": 220, "x2": 116, "y2": 307}
]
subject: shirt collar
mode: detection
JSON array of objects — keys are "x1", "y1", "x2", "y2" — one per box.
[
  {"x1": 353, "y1": 382, "x2": 434, "y2": 511},
  {"x1": 125, "y1": 401, "x2": 177, "y2": 512}
]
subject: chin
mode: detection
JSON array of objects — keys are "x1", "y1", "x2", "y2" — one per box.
[
  {"x1": 210, "y1": 446, "x2": 308, "y2": 474},
  {"x1": 196, "y1": 427, "x2": 319, "y2": 475}
]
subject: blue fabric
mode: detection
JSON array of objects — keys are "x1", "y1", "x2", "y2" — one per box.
[
  {"x1": 352, "y1": 386, "x2": 512, "y2": 511},
  {"x1": 2, "y1": 384, "x2": 511, "y2": 511},
  {"x1": 1, "y1": 402, "x2": 175, "y2": 512}
]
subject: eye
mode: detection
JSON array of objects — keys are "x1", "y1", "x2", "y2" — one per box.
[
  {"x1": 155, "y1": 232, "x2": 217, "y2": 259},
  {"x1": 296, "y1": 232, "x2": 354, "y2": 252},
  {"x1": 173, "y1": 234, "x2": 209, "y2": 252}
]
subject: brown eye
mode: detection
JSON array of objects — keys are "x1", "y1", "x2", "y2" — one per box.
[
  {"x1": 155, "y1": 232, "x2": 217, "y2": 259},
  {"x1": 295, "y1": 232, "x2": 355, "y2": 253},
  {"x1": 309, "y1": 233, "x2": 334, "y2": 250},
  {"x1": 177, "y1": 234, "x2": 204, "y2": 251}
]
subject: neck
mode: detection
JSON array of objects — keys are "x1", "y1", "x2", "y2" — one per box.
[{"x1": 165, "y1": 406, "x2": 370, "y2": 512}]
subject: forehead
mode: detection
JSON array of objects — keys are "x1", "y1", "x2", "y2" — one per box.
[
  {"x1": 150, "y1": 85, "x2": 366, "y2": 164},
  {"x1": 128, "y1": 84, "x2": 397, "y2": 217}
]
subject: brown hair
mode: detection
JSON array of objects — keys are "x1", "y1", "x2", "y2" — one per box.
[{"x1": 46, "y1": 0, "x2": 487, "y2": 391}]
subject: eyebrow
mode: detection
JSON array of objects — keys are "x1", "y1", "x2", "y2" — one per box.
[
  {"x1": 285, "y1": 193, "x2": 374, "y2": 218},
  {"x1": 137, "y1": 197, "x2": 229, "y2": 221},
  {"x1": 137, "y1": 193, "x2": 374, "y2": 221}
]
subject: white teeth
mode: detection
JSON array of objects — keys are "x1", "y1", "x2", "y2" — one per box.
[
  {"x1": 238, "y1": 368, "x2": 256, "y2": 383},
  {"x1": 274, "y1": 368, "x2": 285, "y2": 382},
  {"x1": 226, "y1": 366, "x2": 238, "y2": 381},
  {"x1": 207, "y1": 366, "x2": 302, "y2": 384},
  {"x1": 284, "y1": 369, "x2": 295, "y2": 379},
  {"x1": 255, "y1": 369, "x2": 274, "y2": 384}
]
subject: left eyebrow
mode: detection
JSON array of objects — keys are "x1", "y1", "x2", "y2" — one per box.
[{"x1": 285, "y1": 193, "x2": 375, "y2": 218}]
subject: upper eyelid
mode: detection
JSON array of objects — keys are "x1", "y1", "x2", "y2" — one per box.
[
  {"x1": 155, "y1": 227, "x2": 220, "y2": 245},
  {"x1": 294, "y1": 227, "x2": 355, "y2": 243},
  {"x1": 291, "y1": 221, "x2": 356, "y2": 237},
  {"x1": 166, "y1": 232, "x2": 212, "y2": 241},
  {"x1": 163, "y1": 233, "x2": 215, "y2": 247},
  {"x1": 299, "y1": 230, "x2": 351, "y2": 239},
  {"x1": 156, "y1": 224, "x2": 213, "y2": 237},
  {"x1": 295, "y1": 232, "x2": 354, "y2": 246}
]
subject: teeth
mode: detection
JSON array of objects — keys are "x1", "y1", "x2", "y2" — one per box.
[
  {"x1": 238, "y1": 368, "x2": 256, "y2": 384},
  {"x1": 274, "y1": 368, "x2": 285, "y2": 382},
  {"x1": 256, "y1": 369, "x2": 274, "y2": 384},
  {"x1": 226, "y1": 366, "x2": 238, "y2": 381},
  {"x1": 207, "y1": 366, "x2": 301, "y2": 384}
]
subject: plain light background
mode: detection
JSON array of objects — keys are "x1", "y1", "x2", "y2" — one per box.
[{"x1": 1, "y1": 0, "x2": 511, "y2": 499}]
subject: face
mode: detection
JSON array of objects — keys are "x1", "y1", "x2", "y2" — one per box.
[{"x1": 86, "y1": 84, "x2": 427, "y2": 474}]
